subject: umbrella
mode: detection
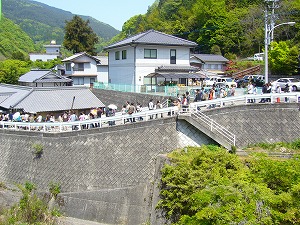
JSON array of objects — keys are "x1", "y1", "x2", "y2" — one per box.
[{"x1": 107, "y1": 104, "x2": 117, "y2": 110}]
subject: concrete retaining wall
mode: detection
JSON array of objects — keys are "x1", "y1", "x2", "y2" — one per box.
[
  {"x1": 1, "y1": 103, "x2": 298, "y2": 224},
  {"x1": 0, "y1": 117, "x2": 214, "y2": 225},
  {"x1": 203, "y1": 103, "x2": 300, "y2": 147}
]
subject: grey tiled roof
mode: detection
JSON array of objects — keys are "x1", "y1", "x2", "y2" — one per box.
[
  {"x1": 191, "y1": 54, "x2": 229, "y2": 62},
  {"x1": 0, "y1": 84, "x2": 32, "y2": 109},
  {"x1": 62, "y1": 52, "x2": 100, "y2": 63},
  {"x1": 104, "y1": 30, "x2": 197, "y2": 50},
  {"x1": 19, "y1": 70, "x2": 72, "y2": 83},
  {"x1": 95, "y1": 56, "x2": 108, "y2": 66},
  {"x1": 0, "y1": 84, "x2": 105, "y2": 112}
]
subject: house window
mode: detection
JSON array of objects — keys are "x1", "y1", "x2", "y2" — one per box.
[
  {"x1": 122, "y1": 50, "x2": 127, "y2": 59},
  {"x1": 170, "y1": 49, "x2": 176, "y2": 64},
  {"x1": 74, "y1": 77, "x2": 84, "y2": 85},
  {"x1": 144, "y1": 49, "x2": 157, "y2": 59},
  {"x1": 74, "y1": 63, "x2": 84, "y2": 71},
  {"x1": 66, "y1": 63, "x2": 71, "y2": 71},
  {"x1": 115, "y1": 51, "x2": 120, "y2": 60}
]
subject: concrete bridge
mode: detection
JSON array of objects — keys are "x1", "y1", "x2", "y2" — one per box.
[{"x1": 0, "y1": 91, "x2": 300, "y2": 225}]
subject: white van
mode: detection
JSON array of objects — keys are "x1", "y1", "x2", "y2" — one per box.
[
  {"x1": 204, "y1": 76, "x2": 237, "y2": 87},
  {"x1": 253, "y1": 53, "x2": 264, "y2": 61}
]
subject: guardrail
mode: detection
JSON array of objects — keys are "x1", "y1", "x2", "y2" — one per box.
[
  {"x1": 190, "y1": 92, "x2": 300, "y2": 110},
  {"x1": 192, "y1": 111, "x2": 236, "y2": 147},
  {"x1": 0, "y1": 107, "x2": 179, "y2": 133}
]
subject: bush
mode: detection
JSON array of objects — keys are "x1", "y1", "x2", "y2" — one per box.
[
  {"x1": 0, "y1": 182, "x2": 60, "y2": 225},
  {"x1": 158, "y1": 146, "x2": 300, "y2": 224}
]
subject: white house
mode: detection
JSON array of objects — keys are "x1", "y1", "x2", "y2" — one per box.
[
  {"x1": 62, "y1": 52, "x2": 108, "y2": 86},
  {"x1": 190, "y1": 54, "x2": 229, "y2": 75},
  {"x1": 103, "y1": 29, "x2": 198, "y2": 86},
  {"x1": 29, "y1": 40, "x2": 62, "y2": 62}
]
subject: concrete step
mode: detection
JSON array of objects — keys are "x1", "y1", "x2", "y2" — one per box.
[{"x1": 57, "y1": 217, "x2": 114, "y2": 225}]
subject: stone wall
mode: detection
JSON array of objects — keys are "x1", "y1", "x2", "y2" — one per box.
[
  {"x1": 0, "y1": 117, "x2": 214, "y2": 225},
  {"x1": 203, "y1": 103, "x2": 300, "y2": 147},
  {"x1": 1, "y1": 103, "x2": 297, "y2": 224}
]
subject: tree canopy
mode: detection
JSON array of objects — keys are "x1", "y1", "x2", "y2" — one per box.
[
  {"x1": 63, "y1": 16, "x2": 99, "y2": 55},
  {"x1": 158, "y1": 146, "x2": 300, "y2": 224},
  {"x1": 118, "y1": 0, "x2": 299, "y2": 58}
]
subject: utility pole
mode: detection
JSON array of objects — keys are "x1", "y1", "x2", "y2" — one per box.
[
  {"x1": 264, "y1": 0, "x2": 295, "y2": 83},
  {"x1": 264, "y1": 0, "x2": 279, "y2": 83}
]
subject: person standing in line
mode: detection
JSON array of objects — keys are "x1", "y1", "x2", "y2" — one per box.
[
  {"x1": 127, "y1": 102, "x2": 136, "y2": 122},
  {"x1": 194, "y1": 89, "x2": 200, "y2": 102},
  {"x1": 148, "y1": 99, "x2": 154, "y2": 119},
  {"x1": 136, "y1": 102, "x2": 143, "y2": 121},
  {"x1": 79, "y1": 112, "x2": 86, "y2": 129},
  {"x1": 121, "y1": 105, "x2": 127, "y2": 123},
  {"x1": 156, "y1": 100, "x2": 163, "y2": 118},
  {"x1": 69, "y1": 111, "x2": 78, "y2": 130},
  {"x1": 247, "y1": 82, "x2": 254, "y2": 103},
  {"x1": 185, "y1": 91, "x2": 190, "y2": 105},
  {"x1": 230, "y1": 84, "x2": 236, "y2": 97}
]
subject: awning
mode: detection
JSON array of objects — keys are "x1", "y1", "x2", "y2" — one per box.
[{"x1": 146, "y1": 73, "x2": 206, "y2": 79}]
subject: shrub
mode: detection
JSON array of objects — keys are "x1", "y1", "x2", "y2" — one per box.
[
  {"x1": 0, "y1": 182, "x2": 61, "y2": 224},
  {"x1": 32, "y1": 143, "x2": 44, "y2": 158},
  {"x1": 49, "y1": 182, "x2": 61, "y2": 199}
]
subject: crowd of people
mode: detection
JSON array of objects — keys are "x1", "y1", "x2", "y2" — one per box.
[{"x1": 0, "y1": 81, "x2": 295, "y2": 131}]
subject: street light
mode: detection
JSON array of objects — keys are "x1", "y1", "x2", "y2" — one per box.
[{"x1": 264, "y1": 21, "x2": 296, "y2": 83}]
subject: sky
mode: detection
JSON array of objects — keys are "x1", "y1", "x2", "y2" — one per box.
[{"x1": 33, "y1": 0, "x2": 156, "y2": 30}]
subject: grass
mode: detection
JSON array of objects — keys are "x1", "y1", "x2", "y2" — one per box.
[{"x1": 244, "y1": 139, "x2": 300, "y2": 154}]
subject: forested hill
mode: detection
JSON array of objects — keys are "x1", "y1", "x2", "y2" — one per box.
[
  {"x1": 0, "y1": 17, "x2": 35, "y2": 59},
  {"x1": 119, "y1": 0, "x2": 299, "y2": 58},
  {"x1": 2, "y1": 0, "x2": 120, "y2": 44}
]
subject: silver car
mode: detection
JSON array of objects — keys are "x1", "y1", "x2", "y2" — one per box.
[{"x1": 271, "y1": 78, "x2": 300, "y2": 91}]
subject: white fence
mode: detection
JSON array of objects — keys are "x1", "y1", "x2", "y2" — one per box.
[
  {"x1": 0, "y1": 107, "x2": 179, "y2": 133},
  {"x1": 190, "y1": 92, "x2": 300, "y2": 110}
]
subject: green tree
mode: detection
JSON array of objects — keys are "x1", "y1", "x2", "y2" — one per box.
[
  {"x1": 0, "y1": 60, "x2": 30, "y2": 84},
  {"x1": 63, "y1": 15, "x2": 99, "y2": 55},
  {"x1": 269, "y1": 41, "x2": 299, "y2": 75},
  {"x1": 157, "y1": 146, "x2": 300, "y2": 224}
]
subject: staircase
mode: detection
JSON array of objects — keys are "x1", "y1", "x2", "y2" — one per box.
[
  {"x1": 232, "y1": 65, "x2": 261, "y2": 79},
  {"x1": 178, "y1": 111, "x2": 236, "y2": 150}
]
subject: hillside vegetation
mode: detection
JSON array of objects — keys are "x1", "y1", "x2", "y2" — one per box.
[
  {"x1": 117, "y1": 0, "x2": 299, "y2": 58},
  {"x1": 2, "y1": 0, "x2": 120, "y2": 44},
  {"x1": 0, "y1": 18, "x2": 35, "y2": 59}
]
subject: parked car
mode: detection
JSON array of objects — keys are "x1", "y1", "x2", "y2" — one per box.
[
  {"x1": 271, "y1": 78, "x2": 300, "y2": 91},
  {"x1": 204, "y1": 76, "x2": 222, "y2": 86},
  {"x1": 253, "y1": 53, "x2": 264, "y2": 61},
  {"x1": 204, "y1": 76, "x2": 236, "y2": 88},
  {"x1": 237, "y1": 75, "x2": 265, "y2": 88}
]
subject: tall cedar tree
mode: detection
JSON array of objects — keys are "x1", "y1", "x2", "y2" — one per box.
[{"x1": 63, "y1": 16, "x2": 98, "y2": 55}]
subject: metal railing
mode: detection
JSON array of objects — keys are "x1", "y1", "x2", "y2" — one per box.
[
  {"x1": 0, "y1": 107, "x2": 179, "y2": 133},
  {"x1": 190, "y1": 92, "x2": 300, "y2": 110},
  {"x1": 192, "y1": 111, "x2": 236, "y2": 147}
]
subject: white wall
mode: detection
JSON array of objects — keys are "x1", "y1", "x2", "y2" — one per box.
[
  {"x1": 107, "y1": 45, "x2": 192, "y2": 85},
  {"x1": 29, "y1": 54, "x2": 59, "y2": 62},
  {"x1": 97, "y1": 65, "x2": 109, "y2": 83}
]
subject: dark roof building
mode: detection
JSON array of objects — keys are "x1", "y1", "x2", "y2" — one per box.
[
  {"x1": 19, "y1": 69, "x2": 72, "y2": 87},
  {"x1": 0, "y1": 84, "x2": 105, "y2": 114},
  {"x1": 190, "y1": 54, "x2": 229, "y2": 75},
  {"x1": 104, "y1": 29, "x2": 197, "y2": 50}
]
